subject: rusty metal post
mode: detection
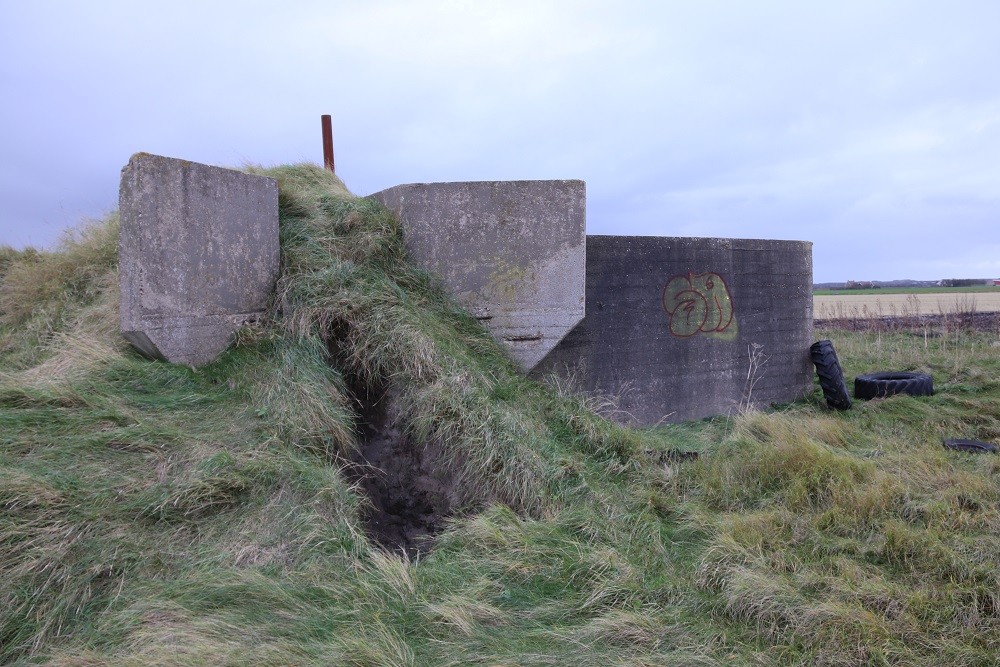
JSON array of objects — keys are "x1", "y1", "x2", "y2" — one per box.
[{"x1": 321, "y1": 115, "x2": 335, "y2": 172}]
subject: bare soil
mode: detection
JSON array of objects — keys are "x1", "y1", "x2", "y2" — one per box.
[{"x1": 342, "y1": 380, "x2": 456, "y2": 557}]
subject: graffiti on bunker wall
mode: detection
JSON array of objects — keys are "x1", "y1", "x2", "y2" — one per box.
[{"x1": 661, "y1": 272, "x2": 738, "y2": 340}]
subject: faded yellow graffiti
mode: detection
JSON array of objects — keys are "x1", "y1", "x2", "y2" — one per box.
[{"x1": 662, "y1": 272, "x2": 738, "y2": 339}]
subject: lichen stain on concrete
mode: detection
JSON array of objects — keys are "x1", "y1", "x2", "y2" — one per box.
[{"x1": 481, "y1": 258, "x2": 535, "y2": 304}]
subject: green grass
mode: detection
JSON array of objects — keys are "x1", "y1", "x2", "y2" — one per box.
[
  {"x1": 3, "y1": 164, "x2": 1000, "y2": 665},
  {"x1": 814, "y1": 286, "x2": 1000, "y2": 295}
]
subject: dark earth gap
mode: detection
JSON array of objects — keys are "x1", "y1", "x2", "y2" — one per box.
[{"x1": 341, "y1": 377, "x2": 455, "y2": 557}]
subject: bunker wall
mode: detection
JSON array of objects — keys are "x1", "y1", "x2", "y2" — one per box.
[
  {"x1": 532, "y1": 235, "x2": 814, "y2": 424},
  {"x1": 370, "y1": 180, "x2": 585, "y2": 372},
  {"x1": 119, "y1": 153, "x2": 279, "y2": 366}
]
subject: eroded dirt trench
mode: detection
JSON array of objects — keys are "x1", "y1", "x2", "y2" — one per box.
[{"x1": 342, "y1": 380, "x2": 457, "y2": 557}]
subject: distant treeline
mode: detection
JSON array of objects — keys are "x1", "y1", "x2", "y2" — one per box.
[
  {"x1": 940, "y1": 278, "x2": 990, "y2": 287},
  {"x1": 815, "y1": 278, "x2": 997, "y2": 290}
]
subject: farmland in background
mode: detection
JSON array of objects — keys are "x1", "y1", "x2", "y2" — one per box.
[
  {"x1": 814, "y1": 289, "x2": 1000, "y2": 319},
  {"x1": 814, "y1": 285, "x2": 1000, "y2": 296}
]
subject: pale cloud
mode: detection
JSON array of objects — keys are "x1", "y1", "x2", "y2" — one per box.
[{"x1": 1, "y1": 0, "x2": 999, "y2": 281}]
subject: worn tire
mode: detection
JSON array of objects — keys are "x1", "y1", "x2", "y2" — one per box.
[
  {"x1": 854, "y1": 372, "x2": 933, "y2": 400},
  {"x1": 810, "y1": 340, "x2": 852, "y2": 410},
  {"x1": 943, "y1": 438, "x2": 998, "y2": 454}
]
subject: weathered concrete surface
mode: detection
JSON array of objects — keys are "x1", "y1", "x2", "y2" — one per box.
[
  {"x1": 533, "y1": 236, "x2": 814, "y2": 424},
  {"x1": 119, "y1": 153, "x2": 279, "y2": 366},
  {"x1": 370, "y1": 180, "x2": 585, "y2": 371}
]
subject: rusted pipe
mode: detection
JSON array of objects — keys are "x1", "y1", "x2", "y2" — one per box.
[{"x1": 321, "y1": 114, "x2": 335, "y2": 172}]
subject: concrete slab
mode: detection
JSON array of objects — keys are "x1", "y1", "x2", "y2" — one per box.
[
  {"x1": 370, "y1": 180, "x2": 586, "y2": 371},
  {"x1": 119, "y1": 153, "x2": 279, "y2": 366},
  {"x1": 533, "y1": 236, "x2": 814, "y2": 424}
]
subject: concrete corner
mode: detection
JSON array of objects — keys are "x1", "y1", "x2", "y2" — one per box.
[
  {"x1": 369, "y1": 180, "x2": 586, "y2": 371},
  {"x1": 119, "y1": 153, "x2": 279, "y2": 366}
]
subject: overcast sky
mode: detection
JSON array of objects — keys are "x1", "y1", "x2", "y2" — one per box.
[{"x1": 2, "y1": 1, "x2": 998, "y2": 282}]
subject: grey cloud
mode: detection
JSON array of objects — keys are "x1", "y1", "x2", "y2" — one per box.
[{"x1": 2, "y1": 1, "x2": 999, "y2": 282}]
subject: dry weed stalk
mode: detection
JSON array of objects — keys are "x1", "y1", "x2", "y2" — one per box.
[{"x1": 739, "y1": 342, "x2": 768, "y2": 413}]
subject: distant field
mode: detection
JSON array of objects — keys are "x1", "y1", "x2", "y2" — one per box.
[
  {"x1": 814, "y1": 290, "x2": 1000, "y2": 317},
  {"x1": 814, "y1": 286, "x2": 1000, "y2": 295}
]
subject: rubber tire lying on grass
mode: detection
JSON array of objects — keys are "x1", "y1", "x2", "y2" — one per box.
[
  {"x1": 809, "y1": 340, "x2": 852, "y2": 410},
  {"x1": 943, "y1": 439, "x2": 998, "y2": 454},
  {"x1": 854, "y1": 372, "x2": 933, "y2": 400}
]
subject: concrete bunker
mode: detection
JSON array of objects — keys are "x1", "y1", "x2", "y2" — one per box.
[
  {"x1": 532, "y1": 236, "x2": 814, "y2": 423},
  {"x1": 116, "y1": 155, "x2": 814, "y2": 426},
  {"x1": 371, "y1": 184, "x2": 814, "y2": 424},
  {"x1": 116, "y1": 153, "x2": 815, "y2": 548}
]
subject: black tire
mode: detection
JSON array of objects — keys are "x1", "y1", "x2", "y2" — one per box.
[
  {"x1": 943, "y1": 439, "x2": 998, "y2": 454},
  {"x1": 810, "y1": 340, "x2": 852, "y2": 410},
  {"x1": 854, "y1": 372, "x2": 933, "y2": 400}
]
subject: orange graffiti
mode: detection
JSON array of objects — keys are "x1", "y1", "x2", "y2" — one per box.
[{"x1": 662, "y1": 272, "x2": 737, "y2": 339}]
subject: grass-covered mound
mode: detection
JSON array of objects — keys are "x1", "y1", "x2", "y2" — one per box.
[{"x1": 2, "y1": 164, "x2": 1000, "y2": 665}]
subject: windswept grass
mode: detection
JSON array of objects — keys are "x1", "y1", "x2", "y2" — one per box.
[
  {"x1": 671, "y1": 328, "x2": 1000, "y2": 665},
  {"x1": 2, "y1": 163, "x2": 1000, "y2": 664}
]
